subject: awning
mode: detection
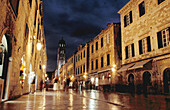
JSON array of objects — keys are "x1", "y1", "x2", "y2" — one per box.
[
  {"x1": 88, "y1": 72, "x2": 98, "y2": 76},
  {"x1": 128, "y1": 59, "x2": 152, "y2": 70},
  {"x1": 117, "y1": 63, "x2": 135, "y2": 73},
  {"x1": 97, "y1": 68, "x2": 111, "y2": 74}
]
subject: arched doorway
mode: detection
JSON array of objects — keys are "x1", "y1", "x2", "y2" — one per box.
[
  {"x1": 163, "y1": 68, "x2": 170, "y2": 93},
  {"x1": 128, "y1": 74, "x2": 134, "y2": 84},
  {"x1": 0, "y1": 34, "x2": 12, "y2": 100},
  {"x1": 128, "y1": 74, "x2": 135, "y2": 93},
  {"x1": 143, "y1": 71, "x2": 151, "y2": 94}
]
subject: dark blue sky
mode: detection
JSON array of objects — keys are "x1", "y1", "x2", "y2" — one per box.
[{"x1": 43, "y1": 0, "x2": 130, "y2": 72}]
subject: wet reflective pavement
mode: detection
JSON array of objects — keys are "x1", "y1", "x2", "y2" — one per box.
[{"x1": 0, "y1": 89, "x2": 170, "y2": 110}]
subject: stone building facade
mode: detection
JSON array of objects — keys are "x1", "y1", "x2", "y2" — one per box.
[
  {"x1": 59, "y1": 23, "x2": 121, "y2": 90},
  {"x1": 66, "y1": 54, "x2": 75, "y2": 82},
  {"x1": 88, "y1": 23, "x2": 121, "y2": 89},
  {"x1": 59, "y1": 62, "x2": 67, "y2": 83},
  {"x1": 0, "y1": 0, "x2": 47, "y2": 102},
  {"x1": 74, "y1": 44, "x2": 88, "y2": 86},
  {"x1": 118, "y1": 0, "x2": 170, "y2": 94}
]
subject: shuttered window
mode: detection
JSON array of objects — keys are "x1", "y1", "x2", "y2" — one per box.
[
  {"x1": 96, "y1": 59, "x2": 98, "y2": 69},
  {"x1": 96, "y1": 42, "x2": 98, "y2": 50},
  {"x1": 125, "y1": 43, "x2": 135, "y2": 59},
  {"x1": 124, "y1": 11, "x2": 133, "y2": 27},
  {"x1": 139, "y1": 36, "x2": 152, "y2": 55},
  {"x1": 125, "y1": 46, "x2": 129, "y2": 59},
  {"x1": 157, "y1": 27, "x2": 170, "y2": 48},
  {"x1": 139, "y1": 1, "x2": 145, "y2": 17},
  {"x1": 91, "y1": 61, "x2": 93, "y2": 70},
  {"x1": 91, "y1": 45, "x2": 94, "y2": 53},
  {"x1": 101, "y1": 57, "x2": 104, "y2": 68},
  {"x1": 158, "y1": 0, "x2": 165, "y2": 4},
  {"x1": 83, "y1": 64, "x2": 85, "y2": 72},
  {"x1": 147, "y1": 36, "x2": 151, "y2": 52},
  {"x1": 101, "y1": 38, "x2": 103, "y2": 47},
  {"x1": 107, "y1": 54, "x2": 110, "y2": 66},
  {"x1": 83, "y1": 50, "x2": 85, "y2": 58},
  {"x1": 131, "y1": 44, "x2": 135, "y2": 57}
]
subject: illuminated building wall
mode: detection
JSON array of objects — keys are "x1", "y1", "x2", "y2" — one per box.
[
  {"x1": 0, "y1": 0, "x2": 47, "y2": 101},
  {"x1": 118, "y1": 0, "x2": 170, "y2": 93}
]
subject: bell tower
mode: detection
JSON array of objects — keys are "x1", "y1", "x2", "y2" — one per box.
[{"x1": 56, "y1": 38, "x2": 65, "y2": 77}]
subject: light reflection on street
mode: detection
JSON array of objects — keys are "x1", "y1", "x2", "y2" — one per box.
[
  {"x1": 83, "y1": 97, "x2": 87, "y2": 109},
  {"x1": 1, "y1": 89, "x2": 170, "y2": 110},
  {"x1": 52, "y1": 91, "x2": 55, "y2": 108},
  {"x1": 89, "y1": 90, "x2": 96, "y2": 109},
  {"x1": 43, "y1": 91, "x2": 45, "y2": 110},
  {"x1": 69, "y1": 94, "x2": 73, "y2": 107}
]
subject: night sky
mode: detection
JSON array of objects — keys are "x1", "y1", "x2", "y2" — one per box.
[{"x1": 43, "y1": 0, "x2": 130, "y2": 72}]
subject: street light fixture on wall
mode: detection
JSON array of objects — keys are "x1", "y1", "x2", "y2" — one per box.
[
  {"x1": 37, "y1": 42, "x2": 42, "y2": 50},
  {"x1": 42, "y1": 65, "x2": 46, "y2": 69},
  {"x1": 112, "y1": 64, "x2": 116, "y2": 72}
]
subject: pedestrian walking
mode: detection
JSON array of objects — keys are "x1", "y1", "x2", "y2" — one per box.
[
  {"x1": 46, "y1": 78, "x2": 50, "y2": 91},
  {"x1": 74, "y1": 79, "x2": 78, "y2": 92},
  {"x1": 40, "y1": 80, "x2": 44, "y2": 91},
  {"x1": 31, "y1": 76, "x2": 35, "y2": 94},
  {"x1": 53, "y1": 77, "x2": 58, "y2": 91},
  {"x1": 65, "y1": 77, "x2": 70, "y2": 91}
]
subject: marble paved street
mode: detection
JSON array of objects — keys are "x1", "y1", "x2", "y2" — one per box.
[{"x1": 0, "y1": 89, "x2": 170, "y2": 110}]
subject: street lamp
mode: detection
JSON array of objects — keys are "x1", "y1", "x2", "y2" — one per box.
[
  {"x1": 37, "y1": 42, "x2": 42, "y2": 50},
  {"x1": 112, "y1": 64, "x2": 116, "y2": 72},
  {"x1": 71, "y1": 75, "x2": 74, "y2": 80},
  {"x1": 42, "y1": 65, "x2": 46, "y2": 69}
]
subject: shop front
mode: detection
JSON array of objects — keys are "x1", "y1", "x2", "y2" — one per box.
[
  {"x1": 97, "y1": 69, "x2": 112, "y2": 91},
  {"x1": 117, "y1": 59, "x2": 154, "y2": 94}
]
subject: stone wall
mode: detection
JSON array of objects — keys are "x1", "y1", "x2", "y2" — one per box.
[{"x1": 0, "y1": 0, "x2": 47, "y2": 100}]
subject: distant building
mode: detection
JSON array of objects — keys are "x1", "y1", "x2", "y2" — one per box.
[
  {"x1": 66, "y1": 54, "x2": 75, "y2": 80},
  {"x1": 60, "y1": 63, "x2": 67, "y2": 81},
  {"x1": 58, "y1": 23, "x2": 121, "y2": 90},
  {"x1": 74, "y1": 44, "x2": 88, "y2": 86},
  {"x1": 56, "y1": 39, "x2": 66, "y2": 77},
  {"x1": 88, "y1": 23, "x2": 121, "y2": 89},
  {"x1": 118, "y1": 0, "x2": 170, "y2": 94}
]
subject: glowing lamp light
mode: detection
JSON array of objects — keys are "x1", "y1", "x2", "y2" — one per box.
[
  {"x1": 43, "y1": 65, "x2": 45, "y2": 69},
  {"x1": 45, "y1": 74, "x2": 47, "y2": 77},
  {"x1": 91, "y1": 77, "x2": 94, "y2": 82},
  {"x1": 83, "y1": 75, "x2": 86, "y2": 78},
  {"x1": 113, "y1": 64, "x2": 116, "y2": 68},
  {"x1": 112, "y1": 68, "x2": 116, "y2": 72},
  {"x1": 71, "y1": 75, "x2": 74, "y2": 80},
  {"x1": 37, "y1": 42, "x2": 42, "y2": 50},
  {"x1": 108, "y1": 73, "x2": 111, "y2": 77}
]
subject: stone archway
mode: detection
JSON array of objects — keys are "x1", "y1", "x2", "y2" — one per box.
[
  {"x1": 163, "y1": 68, "x2": 170, "y2": 93},
  {"x1": 128, "y1": 74, "x2": 134, "y2": 84},
  {"x1": 0, "y1": 34, "x2": 12, "y2": 100},
  {"x1": 128, "y1": 74, "x2": 135, "y2": 93},
  {"x1": 143, "y1": 71, "x2": 151, "y2": 94}
]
